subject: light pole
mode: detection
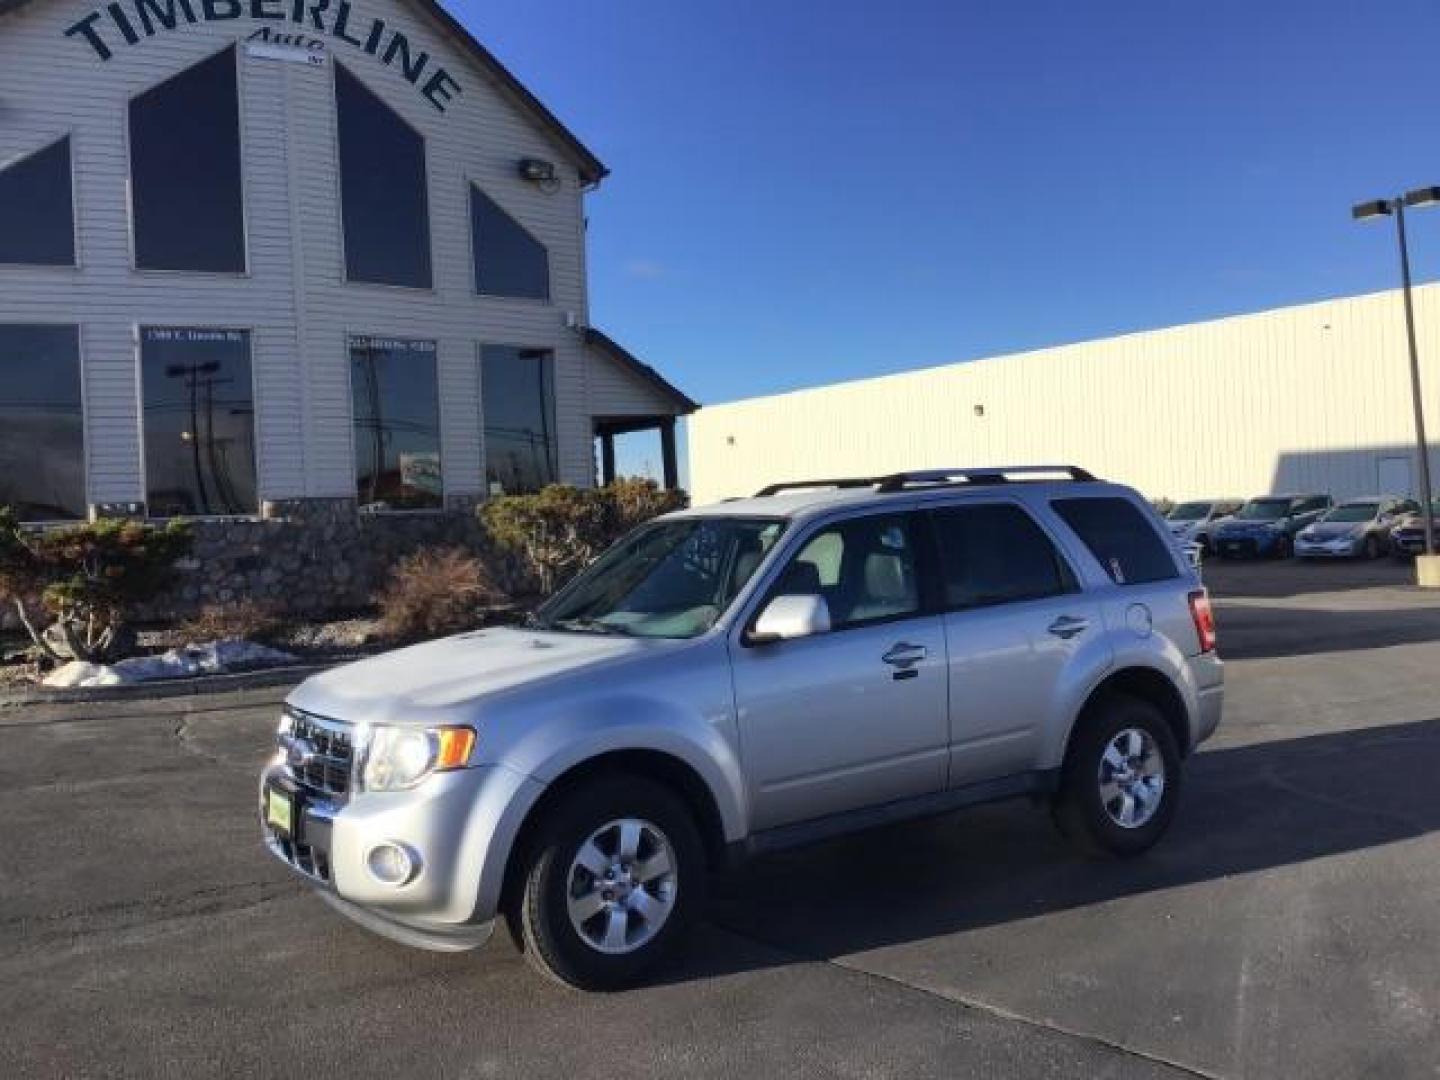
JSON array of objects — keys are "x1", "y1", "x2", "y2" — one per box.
[{"x1": 1353, "y1": 187, "x2": 1440, "y2": 572}]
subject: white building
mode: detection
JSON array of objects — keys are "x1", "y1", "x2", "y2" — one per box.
[
  {"x1": 0, "y1": 0, "x2": 693, "y2": 525},
  {"x1": 688, "y1": 286, "x2": 1440, "y2": 506}
]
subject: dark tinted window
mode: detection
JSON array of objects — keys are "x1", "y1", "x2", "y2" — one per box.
[
  {"x1": 129, "y1": 49, "x2": 245, "y2": 273},
  {"x1": 351, "y1": 336, "x2": 441, "y2": 509},
  {"x1": 1052, "y1": 497, "x2": 1179, "y2": 585},
  {"x1": 782, "y1": 514, "x2": 920, "y2": 630},
  {"x1": 482, "y1": 345, "x2": 556, "y2": 495},
  {"x1": 141, "y1": 328, "x2": 256, "y2": 516},
  {"x1": 0, "y1": 139, "x2": 74, "y2": 266},
  {"x1": 932, "y1": 503, "x2": 1072, "y2": 609},
  {"x1": 336, "y1": 64, "x2": 432, "y2": 288},
  {"x1": 470, "y1": 186, "x2": 549, "y2": 300},
  {"x1": 0, "y1": 325, "x2": 85, "y2": 520}
]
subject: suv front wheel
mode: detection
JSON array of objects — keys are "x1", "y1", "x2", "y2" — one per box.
[
  {"x1": 513, "y1": 774, "x2": 704, "y2": 990},
  {"x1": 1053, "y1": 694, "x2": 1182, "y2": 857}
]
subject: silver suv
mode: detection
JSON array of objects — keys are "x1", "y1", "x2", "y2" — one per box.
[{"x1": 260, "y1": 466, "x2": 1223, "y2": 989}]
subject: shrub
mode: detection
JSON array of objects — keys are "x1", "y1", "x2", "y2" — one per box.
[
  {"x1": 478, "y1": 480, "x2": 688, "y2": 595},
  {"x1": 375, "y1": 547, "x2": 498, "y2": 642},
  {"x1": 176, "y1": 599, "x2": 284, "y2": 645},
  {"x1": 605, "y1": 477, "x2": 687, "y2": 537},
  {"x1": 0, "y1": 509, "x2": 191, "y2": 663},
  {"x1": 480, "y1": 485, "x2": 610, "y2": 595}
]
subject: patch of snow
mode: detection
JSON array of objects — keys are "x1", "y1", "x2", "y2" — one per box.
[
  {"x1": 44, "y1": 661, "x2": 125, "y2": 688},
  {"x1": 42, "y1": 639, "x2": 298, "y2": 689}
]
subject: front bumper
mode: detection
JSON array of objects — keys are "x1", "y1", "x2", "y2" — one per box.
[
  {"x1": 1294, "y1": 537, "x2": 1359, "y2": 558},
  {"x1": 1214, "y1": 533, "x2": 1280, "y2": 557},
  {"x1": 1392, "y1": 533, "x2": 1430, "y2": 555},
  {"x1": 260, "y1": 759, "x2": 545, "y2": 947}
]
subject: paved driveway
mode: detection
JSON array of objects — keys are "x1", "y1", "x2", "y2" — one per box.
[{"x1": 2, "y1": 561, "x2": 1437, "y2": 1078}]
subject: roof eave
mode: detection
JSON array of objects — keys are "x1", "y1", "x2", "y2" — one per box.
[{"x1": 584, "y1": 328, "x2": 698, "y2": 415}]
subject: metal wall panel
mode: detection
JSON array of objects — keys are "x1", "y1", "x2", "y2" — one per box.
[{"x1": 689, "y1": 286, "x2": 1440, "y2": 505}]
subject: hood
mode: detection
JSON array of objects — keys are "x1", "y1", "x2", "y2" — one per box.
[
  {"x1": 1303, "y1": 521, "x2": 1365, "y2": 539},
  {"x1": 288, "y1": 626, "x2": 672, "y2": 725},
  {"x1": 1393, "y1": 514, "x2": 1435, "y2": 530},
  {"x1": 1217, "y1": 518, "x2": 1281, "y2": 534}
]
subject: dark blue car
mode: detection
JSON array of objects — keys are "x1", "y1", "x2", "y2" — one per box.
[{"x1": 1212, "y1": 493, "x2": 1332, "y2": 559}]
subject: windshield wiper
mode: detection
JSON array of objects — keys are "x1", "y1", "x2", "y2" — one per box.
[
  {"x1": 552, "y1": 616, "x2": 631, "y2": 636},
  {"x1": 523, "y1": 612, "x2": 555, "y2": 631}
]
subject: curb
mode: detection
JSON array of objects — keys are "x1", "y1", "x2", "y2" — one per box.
[{"x1": 0, "y1": 660, "x2": 342, "y2": 709}]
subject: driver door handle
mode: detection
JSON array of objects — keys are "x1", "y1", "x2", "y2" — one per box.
[
  {"x1": 1047, "y1": 615, "x2": 1089, "y2": 639},
  {"x1": 882, "y1": 642, "x2": 928, "y2": 667}
]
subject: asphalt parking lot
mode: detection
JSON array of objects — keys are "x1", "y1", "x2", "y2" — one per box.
[{"x1": 3, "y1": 558, "x2": 1438, "y2": 1079}]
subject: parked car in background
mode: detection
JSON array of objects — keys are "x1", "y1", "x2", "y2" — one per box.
[
  {"x1": 1390, "y1": 498, "x2": 1440, "y2": 557},
  {"x1": 1294, "y1": 498, "x2": 1414, "y2": 559},
  {"x1": 1164, "y1": 499, "x2": 1243, "y2": 554},
  {"x1": 1212, "y1": 494, "x2": 1332, "y2": 559}
]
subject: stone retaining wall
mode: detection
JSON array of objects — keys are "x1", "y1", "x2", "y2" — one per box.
[{"x1": 134, "y1": 496, "x2": 524, "y2": 621}]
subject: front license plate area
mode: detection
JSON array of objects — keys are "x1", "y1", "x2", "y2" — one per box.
[{"x1": 265, "y1": 785, "x2": 295, "y2": 839}]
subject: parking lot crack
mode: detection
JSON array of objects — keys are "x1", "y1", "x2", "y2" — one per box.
[
  {"x1": 709, "y1": 915, "x2": 1221, "y2": 1078},
  {"x1": 825, "y1": 957, "x2": 1224, "y2": 1079}
]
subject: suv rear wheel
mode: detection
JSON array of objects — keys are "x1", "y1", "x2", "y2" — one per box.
[
  {"x1": 513, "y1": 774, "x2": 704, "y2": 990},
  {"x1": 1053, "y1": 694, "x2": 1182, "y2": 857}
]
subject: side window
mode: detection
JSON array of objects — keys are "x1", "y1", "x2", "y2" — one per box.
[
  {"x1": 931, "y1": 503, "x2": 1073, "y2": 610},
  {"x1": 775, "y1": 514, "x2": 921, "y2": 630},
  {"x1": 1052, "y1": 497, "x2": 1179, "y2": 585}
]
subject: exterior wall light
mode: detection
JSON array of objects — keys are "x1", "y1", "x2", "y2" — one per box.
[{"x1": 518, "y1": 157, "x2": 558, "y2": 185}]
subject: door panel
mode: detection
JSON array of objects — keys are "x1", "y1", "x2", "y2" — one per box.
[
  {"x1": 944, "y1": 596, "x2": 1104, "y2": 786},
  {"x1": 928, "y1": 500, "x2": 1105, "y2": 786},
  {"x1": 730, "y1": 510, "x2": 948, "y2": 832},
  {"x1": 731, "y1": 615, "x2": 949, "y2": 830}
]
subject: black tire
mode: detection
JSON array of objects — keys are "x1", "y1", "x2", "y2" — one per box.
[
  {"x1": 1363, "y1": 535, "x2": 1381, "y2": 560},
  {"x1": 1053, "y1": 694, "x2": 1183, "y2": 858},
  {"x1": 512, "y1": 774, "x2": 705, "y2": 991}
]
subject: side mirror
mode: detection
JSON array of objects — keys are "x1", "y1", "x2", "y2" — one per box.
[{"x1": 750, "y1": 594, "x2": 831, "y2": 644}]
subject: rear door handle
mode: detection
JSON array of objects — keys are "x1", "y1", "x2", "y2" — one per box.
[
  {"x1": 882, "y1": 642, "x2": 928, "y2": 667},
  {"x1": 1047, "y1": 616, "x2": 1089, "y2": 640}
]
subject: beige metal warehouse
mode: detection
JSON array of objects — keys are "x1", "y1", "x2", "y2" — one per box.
[{"x1": 688, "y1": 285, "x2": 1440, "y2": 506}]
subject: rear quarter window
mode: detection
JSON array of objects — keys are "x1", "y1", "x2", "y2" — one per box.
[{"x1": 1051, "y1": 497, "x2": 1180, "y2": 585}]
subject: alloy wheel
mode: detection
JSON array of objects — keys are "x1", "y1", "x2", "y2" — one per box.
[
  {"x1": 1097, "y1": 727, "x2": 1166, "y2": 829},
  {"x1": 565, "y1": 818, "x2": 678, "y2": 955}
]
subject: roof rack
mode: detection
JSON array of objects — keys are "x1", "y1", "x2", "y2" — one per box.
[
  {"x1": 753, "y1": 466, "x2": 1097, "y2": 498},
  {"x1": 874, "y1": 465, "x2": 1097, "y2": 492},
  {"x1": 753, "y1": 477, "x2": 882, "y2": 497}
]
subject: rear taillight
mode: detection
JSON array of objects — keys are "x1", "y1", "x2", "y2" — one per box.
[{"x1": 1188, "y1": 589, "x2": 1217, "y2": 654}]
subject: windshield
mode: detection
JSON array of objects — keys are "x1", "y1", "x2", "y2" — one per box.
[
  {"x1": 534, "y1": 517, "x2": 788, "y2": 639},
  {"x1": 1235, "y1": 498, "x2": 1290, "y2": 521},
  {"x1": 1323, "y1": 504, "x2": 1379, "y2": 523},
  {"x1": 1167, "y1": 502, "x2": 1210, "y2": 521}
]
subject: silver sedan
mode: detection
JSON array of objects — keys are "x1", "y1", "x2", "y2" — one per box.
[{"x1": 1294, "y1": 498, "x2": 1412, "y2": 559}]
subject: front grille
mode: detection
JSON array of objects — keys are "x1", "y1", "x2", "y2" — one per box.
[
  {"x1": 282, "y1": 707, "x2": 356, "y2": 799},
  {"x1": 273, "y1": 835, "x2": 331, "y2": 883}
]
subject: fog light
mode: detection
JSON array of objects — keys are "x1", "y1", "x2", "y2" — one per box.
[{"x1": 366, "y1": 842, "x2": 419, "y2": 886}]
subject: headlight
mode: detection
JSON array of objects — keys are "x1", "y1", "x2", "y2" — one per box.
[
  {"x1": 362, "y1": 725, "x2": 476, "y2": 792},
  {"x1": 1299, "y1": 528, "x2": 1316, "y2": 539}
]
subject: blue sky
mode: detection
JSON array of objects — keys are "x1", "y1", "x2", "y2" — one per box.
[{"x1": 455, "y1": 0, "x2": 1440, "y2": 475}]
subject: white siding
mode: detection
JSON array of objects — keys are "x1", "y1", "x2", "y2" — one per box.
[
  {"x1": 688, "y1": 286, "x2": 1440, "y2": 505},
  {"x1": 0, "y1": 0, "x2": 668, "y2": 506}
]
